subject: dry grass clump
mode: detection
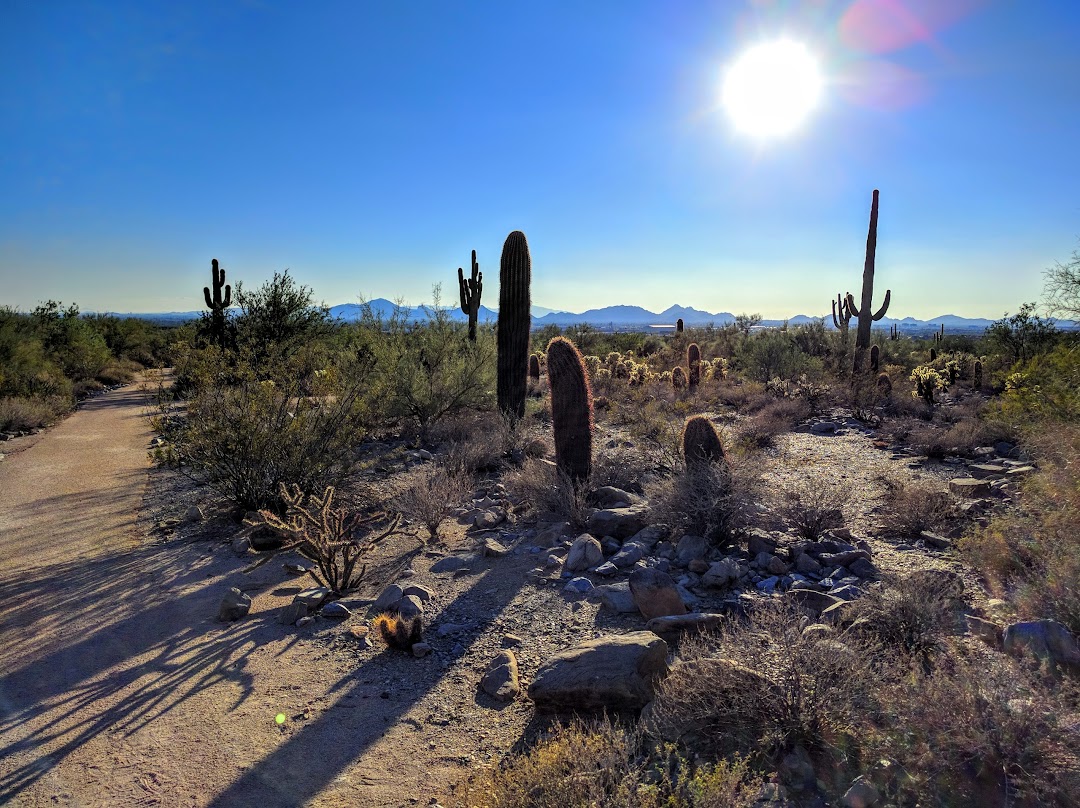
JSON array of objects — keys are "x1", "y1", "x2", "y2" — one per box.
[
  {"x1": 647, "y1": 456, "x2": 760, "y2": 545},
  {"x1": 504, "y1": 460, "x2": 590, "y2": 528},
  {"x1": 875, "y1": 474, "x2": 953, "y2": 537},
  {"x1": 450, "y1": 720, "x2": 761, "y2": 808},
  {"x1": 95, "y1": 357, "x2": 142, "y2": 386},
  {"x1": 961, "y1": 423, "x2": 1080, "y2": 631},
  {"x1": 778, "y1": 475, "x2": 850, "y2": 540},
  {"x1": 846, "y1": 572, "x2": 962, "y2": 661},
  {"x1": 736, "y1": 398, "x2": 808, "y2": 450},
  {"x1": 397, "y1": 463, "x2": 470, "y2": 543},
  {"x1": 0, "y1": 395, "x2": 72, "y2": 432},
  {"x1": 649, "y1": 603, "x2": 877, "y2": 765}
]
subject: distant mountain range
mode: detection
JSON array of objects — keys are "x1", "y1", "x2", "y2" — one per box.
[{"x1": 98, "y1": 301, "x2": 1076, "y2": 332}]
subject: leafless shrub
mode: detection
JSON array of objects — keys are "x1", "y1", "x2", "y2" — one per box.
[
  {"x1": 647, "y1": 456, "x2": 760, "y2": 545},
  {"x1": 504, "y1": 459, "x2": 590, "y2": 528},
  {"x1": 778, "y1": 476, "x2": 850, "y2": 540},
  {"x1": 876, "y1": 474, "x2": 953, "y2": 537},
  {"x1": 650, "y1": 602, "x2": 877, "y2": 763},
  {"x1": 397, "y1": 464, "x2": 470, "y2": 542},
  {"x1": 846, "y1": 573, "x2": 961, "y2": 660},
  {"x1": 736, "y1": 398, "x2": 807, "y2": 450},
  {"x1": 257, "y1": 483, "x2": 400, "y2": 594}
]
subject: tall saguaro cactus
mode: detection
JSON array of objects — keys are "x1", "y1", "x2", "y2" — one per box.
[
  {"x1": 497, "y1": 231, "x2": 532, "y2": 420},
  {"x1": 846, "y1": 189, "x2": 891, "y2": 373},
  {"x1": 203, "y1": 258, "x2": 231, "y2": 350},
  {"x1": 546, "y1": 336, "x2": 593, "y2": 485},
  {"x1": 457, "y1": 249, "x2": 483, "y2": 342}
]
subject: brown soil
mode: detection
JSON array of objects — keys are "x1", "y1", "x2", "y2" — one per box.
[{"x1": 0, "y1": 379, "x2": 981, "y2": 807}]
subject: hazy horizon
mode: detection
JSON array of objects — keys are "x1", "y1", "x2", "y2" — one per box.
[{"x1": 3, "y1": 1, "x2": 1079, "y2": 319}]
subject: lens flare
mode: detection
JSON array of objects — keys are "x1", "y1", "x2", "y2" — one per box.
[{"x1": 722, "y1": 39, "x2": 823, "y2": 138}]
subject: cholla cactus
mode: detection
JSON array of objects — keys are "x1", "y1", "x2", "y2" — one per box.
[
  {"x1": 910, "y1": 365, "x2": 948, "y2": 406},
  {"x1": 659, "y1": 370, "x2": 674, "y2": 385},
  {"x1": 703, "y1": 357, "x2": 729, "y2": 381}
]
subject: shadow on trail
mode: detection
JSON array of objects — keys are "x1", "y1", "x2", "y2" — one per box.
[{"x1": 206, "y1": 559, "x2": 529, "y2": 808}]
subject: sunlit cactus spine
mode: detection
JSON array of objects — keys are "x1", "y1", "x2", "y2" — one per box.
[
  {"x1": 528, "y1": 353, "x2": 541, "y2": 380},
  {"x1": 457, "y1": 249, "x2": 483, "y2": 342},
  {"x1": 676, "y1": 318, "x2": 684, "y2": 334},
  {"x1": 846, "y1": 189, "x2": 892, "y2": 373},
  {"x1": 203, "y1": 258, "x2": 232, "y2": 350},
  {"x1": 671, "y1": 366, "x2": 687, "y2": 390},
  {"x1": 870, "y1": 344, "x2": 880, "y2": 373},
  {"x1": 687, "y1": 343, "x2": 701, "y2": 389},
  {"x1": 546, "y1": 336, "x2": 593, "y2": 485},
  {"x1": 682, "y1": 415, "x2": 725, "y2": 469},
  {"x1": 497, "y1": 231, "x2": 531, "y2": 420},
  {"x1": 373, "y1": 613, "x2": 423, "y2": 651}
]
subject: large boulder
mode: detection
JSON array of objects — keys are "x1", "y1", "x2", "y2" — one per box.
[
  {"x1": 529, "y1": 632, "x2": 670, "y2": 712},
  {"x1": 1003, "y1": 619, "x2": 1080, "y2": 673},
  {"x1": 564, "y1": 534, "x2": 603, "y2": 572},
  {"x1": 587, "y1": 506, "x2": 650, "y2": 540},
  {"x1": 629, "y1": 567, "x2": 687, "y2": 620}
]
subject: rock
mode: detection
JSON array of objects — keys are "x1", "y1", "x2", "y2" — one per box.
[
  {"x1": 502, "y1": 633, "x2": 523, "y2": 646},
  {"x1": 848, "y1": 558, "x2": 877, "y2": 579},
  {"x1": 675, "y1": 535, "x2": 709, "y2": 566},
  {"x1": 646, "y1": 612, "x2": 725, "y2": 642},
  {"x1": 609, "y1": 542, "x2": 644, "y2": 568},
  {"x1": 430, "y1": 554, "x2": 473, "y2": 573},
  {"x1": 1003, "y1": 620, "x2": 1080, "y2": 672},
  {"x1": 321, "y1": 601, "x2": 352, "y2": 619},
  {"x1": 818, "y1": 550, "x2": 870, "y2": 567},
  {"x1": 779, "y1": 745, "x2": 816, "y2": 792},
  {"x1": 480, "y1": 651, "x2": 521, "y2": 702},
  {"x1": 625, "y1": 525, "x2": 668, "y2": 550},
  {"x1": 282, "y1": 562, "x2": 310, "y2": 575},
  {"x1": 787, "y1": 588, "x2": 842, "y2": 615},
  {"x1": 795, "y1": 553, "x2": 822, "y2": 575},
  {"x1": 968, "y1": 463, "x2": 1007, "y2": 479},
  {"x1": 949, "y1": 478, "x2": 992, "y2": 497},
  {"x1": 764, "y1": 554, "x2": 790, "y2": 576},
  {"x1": 296, "y1": 616, "x2": 315, "y2": 628},
  {"x1": 412, "y1": 642, "x2": 433, "y2": 658},
  {"x1": 529, "y1": 632, "x2": 670, "y2": 712},
  {"x1": 216, "y1": 587, "x2": 251, "y2": 622},
  {"x1": 801, "y1": 623, "x2": 833, "y2": 640},
  {"x1": 594, "y1": 582, "x2": 638, "y2": 614},
  {"x1": 592, "y1": 486, "x2": 637, "y2": 508},
  {"x1": 752, "y1": 782, "x2": 792, "y2": 806},
  {"x1": 629, "y1": 567, "x2": 687, "y2": 620},
  {"x1": 533, "y1": 522, "x2": 570, "y2": 548},
  {"x1": 397, "y1": 594, "x2": 425, "y2": 620},
  {"x1": 473, "y1": 509, "x2": 506, "y2": 529},
  {"x1": 1006, "y1": 465, "x2": 1036, "y2": 477},
  {"x1": 231, "y1": 536, "x2": 252, "y2": 555},
  {"x1": 702, "y1": 558, "x2": 743, "y2": 589},
  {"x1": 820, "y1": 600, "x2": 856, "y2": 627},
  {"x1": 184, "y1": 505, "x2": 204, "y2": 523},
  {"x1": 293, "y1": 587, "x2": 331, "y2": 610},
  {"x1": 828, "y1": 584, "x2": 862, "y2": 601},
  {"x1": 372, "y1": 584, "x2": 404, "y2": 612},
  {"x1": 756, "y1": 576, "x2": 781, "y2": 594},
  {"x1": 587, "y1": 506, "x2": 650, "y2": 540},
  {"x1": 402, "y1": 584, "x2": 434, "y2": 602},
  {"x1": 841, "y1": 776, "x2": 881, "y2": 808},
  {"x1": 278, "y1": 601, "x2": 308, "y2": 625},
  {"x1": 747, "y1": 529, "x2": 778, "y2": 557},
  {"x1": 565, "y1": 535, "x2": 604, "y2": 572},
  {"x1": 688, "y1": 558, "x2": 710, "y2": 574},
  {"x1": 811, "y1": 420, "x2": 839, "y2": 434},
  {"x1": 966, "y1": 615, "x2": 1003, "y2": 648},
  {"x1": 437, "y1": 623, "x2": 465, "y2": 636},
  {"x1": 994, "y1": 440, "x2": 1015, "y2": 457},
  {"x1": 563, "y1": 577, "x2": 594, "y2": 594},
  {"x1": 919, "y1": 531, "x2": 953, "y2": 549},
  {"x1": 482, "y1": 538, "x2": 510, "y2": 557},
  {"x1": 594, "y1": 561, "x2": 618, "y2": 576}
]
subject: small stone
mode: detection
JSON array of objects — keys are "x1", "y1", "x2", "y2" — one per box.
[
  {"x1": 675, "y1": 534, "x2": 709, "y2": 565},
  {"x1": 293, "y1": 587, "x2": 331, "y2": 610},
  {"x1": 966, "y1": 615, "x2": 1003, "y2": 649},
  {"x1": 565, "y1": 535, "x2": 604, "y2": 572},
  {"x1": 282, "y1": 562, "x2": 310, "y2": 575},
  {"x1": 841, "y1": 776, "x2": 881, "y2": 808},
  {"x1": 502, "y1": 633, "x2": 523, "y2": 646},
  {"x1": 184, "y1": 505, "x2": 204, "y2": 523},
  {"x1": 430, "y1": 555, "x2": 471, "y2": 573},
  {"x1": 594, "y1": 561, "x2": 618, "y2": 576},
  {"x1": 1003, "y1": 619, "x2": 1080, "y2": 672},
  {"x1": 629, "y1": 567, "x2": 687, "y2": 620},
  {"x1": 848, "y1": 558, "x2": 877, "y2": 579},
  {"x1": 349, "y1": 625, "x2": 369, "y2": 638},
  {"x1": 949, "y1": 477, "x2": 993, "y2": 497},
  {"x1": 397, "y1": 594, "x2": 425, "y2": 620},
  {"x1": 646, "y1": 612, "x2": 725, "y2": 642},
  {"x1": 609, "y1": 542, "x2": 644, "y2": 568},
  {"x1": 919, "y1": 531, "x2": 953, "y2": 550},
  {"x1": 593, "y1": 582, "x2": 638, "y2": 614},
  {"x1": 412, "y1": 642, "x2": 433, "y2": 658},
  {"x1": 756, "y1": 576, "x2": 780, "y2": 594},
  {"x1": 216, "y1": 587, "x2": 251, "y2": 622},
  {"x1": 437, "y1": 623, "x2": 465, "y2": 636},
  {"x1": 278, "y1": 601, "x2": 308, "y2": 625},
  {"x1": 402, "y1": 584, "x2": 434, "y2": 602},
  {"x1": 482, "y1": 538, "x2": 510, "y2": 557},
  {"x1": 480, "y1": 651, "x2": 521, "y2": 702},
  {"x1": 321, "y1": 601, "x2": 352, "y2": 619},
  {"x1": 811, "y1": 421, "x2": 839, "y2": 434},
  {"x1": 295, "y1": 616, "x2": 315, "y2": 628},
  {"x1": 231, "y1": 536, "x2": 252, "y2": 555},
  {"x1": 688, "y1": 558, "x2": 710, "y2": 574},
  {"x1": 564, "y1": 577, "x2": 594, "y2": 594},
  {"x1": 372, "y1": 584, "x2": 404, "y2": 612}
]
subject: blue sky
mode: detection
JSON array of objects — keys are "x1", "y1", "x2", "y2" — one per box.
[{"x1": 2, "y1": 0, "x2": 1079, "y2": 319}]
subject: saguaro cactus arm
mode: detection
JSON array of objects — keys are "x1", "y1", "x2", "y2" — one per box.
[{"x1": 832, "y1": 293, "x2": 852, "y2": 329}]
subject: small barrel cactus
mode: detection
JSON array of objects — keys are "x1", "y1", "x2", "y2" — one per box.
[
  {"x1": 528, "y1": 353, "x2": 541, "y2": 380},
  {"x1": 876, "y1": 372, "x2": 892, "y2": 396},
  {"x1": 682, "y1": 415, "x2": 725, "y2": 468},
  {"x1": 547, "y1": 336, "x2": 593, "y2": 485},
  {"x1": 672, "y1": 366, "x2": 687, "y2": 390},
  {"x1": 870, "y1": 344, "x2": 880, "y2": 373},
  {"x1": 973, "y1": 359, "x2": 983, "y2": 389},
  {"x1": 687, "y1": 343, "x2": 701, "y2": 389}
]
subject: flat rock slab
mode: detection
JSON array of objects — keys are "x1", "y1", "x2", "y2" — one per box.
[
  {"x1": 646, "y1": 612, "x2": 725, "y2": 642},
  {"x1": 949, "y1": 478, "x2": 993, "y2": 497},
  {"x1": 529, "y1": 632, "x2": 670, "y2": 713}
]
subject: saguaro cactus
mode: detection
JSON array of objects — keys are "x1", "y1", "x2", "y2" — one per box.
[
  {"x1": 890, "y1": 323, "x2": 899, "y2": 341},
  {"x1": 546, "y1": 336, "x2": 593, "y2": 485},
  {"x1": 676, "y1": 318, "x2": 684, "y2": 334},
  {"x1": 682, "y1": 415, "x2": 725, "y2": 468},
  {"x1": 457, "y1": 249, "x2": 482, "y2": 342},
  {"x1": 497, "y1": 231, "x2": 532, "y2": 420},
  {"x1": 203, "y1": 258, "x2": 231, "y2": 349},
  {"x1": 687, "y1": 343, "x2": 701, "y2": 389},
  {"x1": 870, "y1": 344, "x2": 880, "y2": 373},
  {"x1": 831, "y1": 293, "x2": 852, "y2": 333},
  {"x1": 846, "y1": 190, "x2": 891, "y2": 373}
]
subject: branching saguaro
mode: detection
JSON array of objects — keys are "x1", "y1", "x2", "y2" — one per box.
[
  {"x1": 846, "y1": 190, "x2": 891, "y2": 373},
  {"x1": 457, "y1": 249, "x2": 482, "y2": 341},
  {"x1": 203, "y1": 258, "x2": 232, "y2": 349},
  {"x1": 497, "y1": 231, "x2": 531, "y2": 420},
  {"x1": 831, "y1": 293, "x2": 852, "y2": 333}
]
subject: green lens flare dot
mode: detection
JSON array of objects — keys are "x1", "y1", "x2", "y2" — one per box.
[{"x1": 275, "y1": 713, "x2": 286, "y2": 725}]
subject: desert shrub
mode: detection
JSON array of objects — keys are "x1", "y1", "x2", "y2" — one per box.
[
  {"x1": 397, "y1": 463, "x2": 470, "y2": 542},
  {"x1": 736, "y1": 329, "x2": 823, "y2": 383},
  {"x1": 504, "y1": 460, "x2": 590, "y2": 528},
  {"x1": 0, "y1": 394, "x2": 73, "y2": 432},
  {"x1": 647, "y1": 456, "x2": 759, "y2": 545},
  {"x1": 624, "y1": 399, "x2": 685, "y2": 472},
  {"x1": 985, "y1": 303, "x2": 1060, "y2": 364},
  {"x1": 778, "y1": 476, "x2": 849, "y2": 540},
  {"x1": 736, "y1": 398, "x2": 808, "y2": 449},
  {"x1": 452, "y1": 720, "x2": 761, "y2": 808},
  {"x1": 94, "y1": 357, "x2": 141, "y2": 386},
  {"x1": 650, "y1": 603, "x2": 877, "y2": 765},
  {"x1": 997, "y1": 343, "x2": 1080, "y2": 422},
  {"x1": 156, "y1": 351, "x2": 371, "y2": 511},
  {"x1": 257, "y1": 483, "x2": 400, "y2": 594},
  {"x1": 232, "y1": 269, "x2": 333, "y2": 363},
  {"x1": 591, "y1": 447, "x2": 659, "y2": 494},
  {"x1": 867, "y1": 645, "x2": 1080, "y2": 805},
  {"x1": 846, "y1": 573, "x2": 961, "y2": 661},
  {"x1": 875, "y1": 475, "x2": 953, "y2": 537}
]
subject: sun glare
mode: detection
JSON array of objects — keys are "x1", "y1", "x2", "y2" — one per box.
[{"x1": 722, "y1": 39, "x2": 823, "y2": 138}]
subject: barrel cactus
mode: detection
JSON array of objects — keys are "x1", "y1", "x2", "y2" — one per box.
[
  {"x1": 672, "y1": 366, "x2": 687, "y2": 390},
  {"x1": 528, "y1": 353, "x2": 541, "y2": 381},
  {"x1": 870, "y1": 344, "x2": 880, "y2": 373},
  {"x1": 687, "y1": 343, "x2": 701, "y2": 389},
  {"x1": 546, "y1": 336, "x2": 593, "y2": 485},
  {"x1": 497, "y1": 231, "x2": 531, "y2": 420},
  {"x1": 682, "y1": 415, "x2": 725, "y2": 468}
]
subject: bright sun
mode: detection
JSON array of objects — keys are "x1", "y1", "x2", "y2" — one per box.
[{"x1": 722, "y1": 39, "x2": 823, "y2": 138}]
